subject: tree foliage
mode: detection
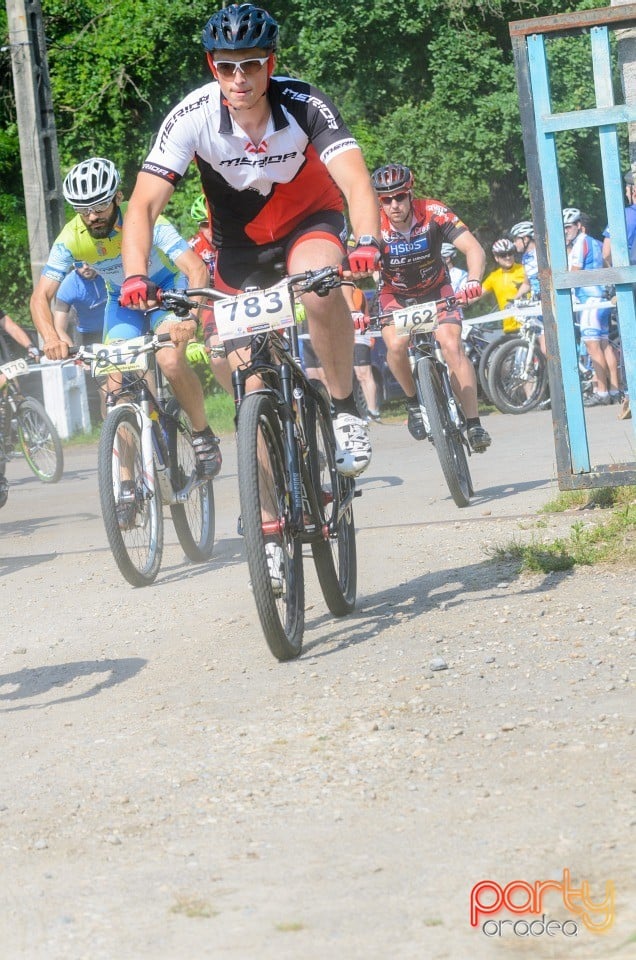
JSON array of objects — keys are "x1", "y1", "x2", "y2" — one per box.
[{"x1": 0, "y1": 0, "x2": 620, "y2": 320}]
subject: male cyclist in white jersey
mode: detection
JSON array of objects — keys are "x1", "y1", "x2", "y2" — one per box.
[
  {"x1": 30, "y1": 157, "x2": 222, "y2": 478},
  {"x1": 120, "y1": 3, "x2": 380, "y2": 478}
]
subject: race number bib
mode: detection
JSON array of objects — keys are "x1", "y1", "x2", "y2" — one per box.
[
  {"x1": 0, "y1": 358, "x2": 28, "y2": 380},
  {"x1": 392, "y1": 301, "x2": 438, "y2": 337},
  {"x1": 90, "y1": 336, "x2": 150, "y2": 377},
  {"x1": 214, "y1": 282, "x2": 295, "y2": 342}
]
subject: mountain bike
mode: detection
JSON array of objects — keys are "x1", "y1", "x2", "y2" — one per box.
[
  {"x1": 487, "y1": 316, "x2": 549, "y2": 415},
  {"x1": 0, "y1": 357, "x2": 64, "y2": 483},
  {"x1": 367, "y1": 295, "x2": 474, "y2": 508},
  {"x1": 160, "y1": 266, "x2": 358, "y2": 662},
  {"x1": 69, "y1": 334, "x2": 215, "y2": 587}
]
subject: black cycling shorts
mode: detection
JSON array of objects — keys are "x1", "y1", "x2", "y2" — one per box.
[
  {"x1": 215, "y1": 210, "x2": 347, "y2": 294},
  {"x1": 353, "y1": 343, "x2": 372, "y2": 366}
]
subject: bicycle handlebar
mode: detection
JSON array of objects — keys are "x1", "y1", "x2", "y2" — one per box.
[
  {"x1": 67, "y1": 331, "x2": 173, "y2": 363},
  {"x1": 157, "y1": 265, "x2": 345, "y2": 314},
  {"x1": 362, "y1": 291, "x2": 467, "y2": 333}
]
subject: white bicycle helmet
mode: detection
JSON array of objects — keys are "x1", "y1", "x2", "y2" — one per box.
[
  {"x1": 509, "y1": 221, "x2": 534, "y2": 239},
  {"x1": 62, "y1": 157, "x2": 121, "y2": 206},
  {"x1": 441, "y1": 242, "x2": 456, "y2": 259},
  {"x1": 492, "y1": 238, "x2": 515, "y2": 255},
  {"x1": 562, "y1": 207, "x2": 582, "y2": 225}
]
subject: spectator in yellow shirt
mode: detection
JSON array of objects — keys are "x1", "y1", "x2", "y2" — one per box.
[{"x1": 480, "y1": 238, "x2": 528, "y2": 332}]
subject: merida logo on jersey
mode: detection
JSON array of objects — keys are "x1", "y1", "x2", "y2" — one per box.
[
  {"x1": 280, "y1": 88, "x2": 339, "y2": 130},
  {"x1": 388, "y1": 236, "x2": 429, "y2": 256},
  {"x1": 220, "y1": 152, "x2": 298, "y2": 168}
]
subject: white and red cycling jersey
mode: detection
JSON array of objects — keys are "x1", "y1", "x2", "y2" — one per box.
[
  {"x1": 378, "y1": 198, "x2": 468, "y2": 312},
  {"x1": 142, "y1": 76, "x2": 359, "y2": 249}
]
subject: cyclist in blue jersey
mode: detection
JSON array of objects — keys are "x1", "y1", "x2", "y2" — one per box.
[
  {"x1": 30, "y1": 157, "x2": 222, "y2": 477},
  {"x1": 564, "y1": 207, "x2": 621, "y2": 406}
]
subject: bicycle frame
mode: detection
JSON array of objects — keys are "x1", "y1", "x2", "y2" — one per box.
[
  {"x1": 232, "y1": 321, "x2": 355, "y2": 543},
  {"x1": 72, "y1": 337, "x2": 203, "y2": 508},
  {"x1": 408, "y1": 332, "x2": 466, "y2": 435},
  {"x1": 159, "y1": 270, "x2": 356, "y2": 542}
]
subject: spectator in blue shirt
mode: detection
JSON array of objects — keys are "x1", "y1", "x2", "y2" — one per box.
[
  {"x1": 53, "y1": 262, "x2": 107, "y2": 347},
  {"x1": 602, "y1": 170, "x2": 636, "y2": 266}
]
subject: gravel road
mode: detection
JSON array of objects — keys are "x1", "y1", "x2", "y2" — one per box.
[{"x1": 1, "y1": 404, "x2": 634, "y2": 959}]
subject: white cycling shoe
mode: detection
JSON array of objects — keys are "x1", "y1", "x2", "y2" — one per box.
[
  {"x1": 332, "y1": 412, "x2": 372, "y2": 477},
  {"x1": 265, "y1": 541, "x2": 284, "y2": 596}
]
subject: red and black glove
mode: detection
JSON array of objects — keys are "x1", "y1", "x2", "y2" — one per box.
[
  {"x1": 348, "y1": 236, "x2": 382, "y2": 274},
  {"x1": 463, "y1": 279, "x2": 482, "y2": 302},
  {"x1": 351, "y1": 311, "x2": 369, "y2": 332},
  {"x1": 119, "y1": 275, "x2": 159, "y2": 307}
]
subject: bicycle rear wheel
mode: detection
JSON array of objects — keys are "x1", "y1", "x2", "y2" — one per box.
[
  {"x1": 489, "y1": 338, "x2": 548, "y2": 414},
  {"x1": 16, "y1": 398, "x2": 63, "y2": 483},
  {"x1": 306, "y1": 387, "x2": 357, "y2": 615},
  {"x1": 237, "y1": 393, "x2": 304, "y2": 661},
  {"x1": 165, "y1": 399, "x2": 215, "y2": 562},
  {"x1": 98, "y1": 406, "x2": 163, "y2": 586},
  {"x1": 417, "y1": 361, "x2": 472, "y2": 508}
]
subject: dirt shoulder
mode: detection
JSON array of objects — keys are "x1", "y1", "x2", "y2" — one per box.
[{"x1": 0, "y1": 406, "x2": 634, "y2": 959}]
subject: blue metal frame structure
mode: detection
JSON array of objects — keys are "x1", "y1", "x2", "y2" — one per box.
[{"x1": 510, "y1": 4, "x2": 636, "y2": 488}]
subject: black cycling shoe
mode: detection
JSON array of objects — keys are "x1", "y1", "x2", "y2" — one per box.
[
  {"x1": 467, "y1": 425, "x2": 491, "y2": 453},
  {"x1": 192, "y1": 430, "x2": 222, "y2": 478},
  {"x1": 407, "y1": 405, "x2": 427, "y2": 441},
  {"x1": 0, "y1": 476, "x2": 8, "y2": 509},
  {"x1": 116, "y1": 480, "x2": 136, "y2": 531}
]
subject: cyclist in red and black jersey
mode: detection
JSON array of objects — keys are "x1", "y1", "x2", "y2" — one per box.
[
  {"x1": 373, "y1": 163, "x2": 491, "y2": 453},
  {"x1": 121, "y1": 3, "x2": 380, "y2": 478}
]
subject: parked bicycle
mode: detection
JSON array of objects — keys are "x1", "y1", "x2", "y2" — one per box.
[
  {"x1": 69, "y1": 335, "x2": 215, "y2": 587},
  {"x1": 487, "y1": 314, "x2": 549, "y2": 415},
  {"x1": 366, "y1": 294, "x2": 474, "y2": 508},
  {"x1": 160, "y1": 266, "x2": 358, "y2": 662},
  {"x1": 0, "y1": 356, "x2": 64, "y2": 484}
]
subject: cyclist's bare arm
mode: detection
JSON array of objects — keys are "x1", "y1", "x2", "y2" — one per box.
[
  {"x1": 52, "y1": 300, "x2": 75, "y2": 348},
  {"x1": 162, "y1": 248, "x2": 211, "y2": 345},
  {"x1": 30, "y1": 275, "x2": 68, "y2": 360},
  {"x1": 0, "y1": 312, "x2": 35, "y2": 352},
  {"x1": 453, "y1": 230, "x2": 486, "y2": 283},
  {"x1": 326, "y1": 149, "x2": 381, "y2": 246},
  {"x1": 121, "y1": 172, "x2": 176, "y2": 304}
]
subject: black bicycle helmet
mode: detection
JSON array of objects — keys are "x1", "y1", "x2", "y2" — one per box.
[
  {"x1": 371, "y1": 163, "x2": 414, "y2": 194},
  {"x1": 202, "y1": 4, "x2": 279, "y2": 52}
]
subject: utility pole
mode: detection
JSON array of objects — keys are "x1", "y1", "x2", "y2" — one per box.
[{"x1": 5, "y1": 0, "x2": 64, "y2": 287}]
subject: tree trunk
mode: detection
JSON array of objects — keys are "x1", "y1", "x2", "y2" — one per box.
[{"x1": 612, "y1": 0, "x2": 636, "y2": 173}]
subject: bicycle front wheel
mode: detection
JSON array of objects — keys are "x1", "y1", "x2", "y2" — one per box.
[
  {"x1": 165, "y1": 400, "x2": 215, "y2": 562},
  {"x1": 237, "y1": 393, "x2": 304, "y2": 661},
  {"x1": 417, "y1": 361, "x2": 472, "y2": 508},
  {"x1": 307, "y1": 387, "x2": 357, "y2": 615},
  {"x1": 477, "y1": 334, "x2": 519, "y2": 404},
  {"x1": 97, "y1": 406, "x2": 163, "y2": 587},
  {"x1": 489, "y1": 338, "x2": 548, "y2": 414},
  {"x1": 17, "y1": 398, "x2": 64, "y2": 483}
]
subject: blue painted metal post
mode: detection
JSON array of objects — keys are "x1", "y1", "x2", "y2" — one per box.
[{"x1": 527, "y1": 33, "x2": 591, "y2": 474}]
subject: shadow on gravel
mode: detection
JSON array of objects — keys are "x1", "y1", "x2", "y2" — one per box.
[
  {"x1": 0, "y1": 552, "x2": 58, "y2": 576},
  {"x1": 470, "y1": 477, "x2": 554, "y2": 504},
  {"x1": 6, "y1": 467, "x2": 95, "y2": 489},
  {"x1": 0, "y1": 511, "x2": 96, "y2": 544},
  {"x1": 355, "y1": 474, "x2": 405, "y2": 491},
  {"x1": 156, "y1": 536, "x2": 245, "y2": 585},
  {"x1": 303, "y1": 560, "x2": 575, "y2": 657},
  {"x1": 0, "y1": 657, "x2": 146, "y2": 711}
]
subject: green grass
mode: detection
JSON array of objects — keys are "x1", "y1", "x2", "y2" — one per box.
[
  {"x1": 540, "y1": 485, "x2": 636, "y2": 513},
  {"x1": 490, "y1": 496, "x2": 636, "y2": 573},
  {"x1": 205, "y1": 390, "x2": 235, "y2": 435}
]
